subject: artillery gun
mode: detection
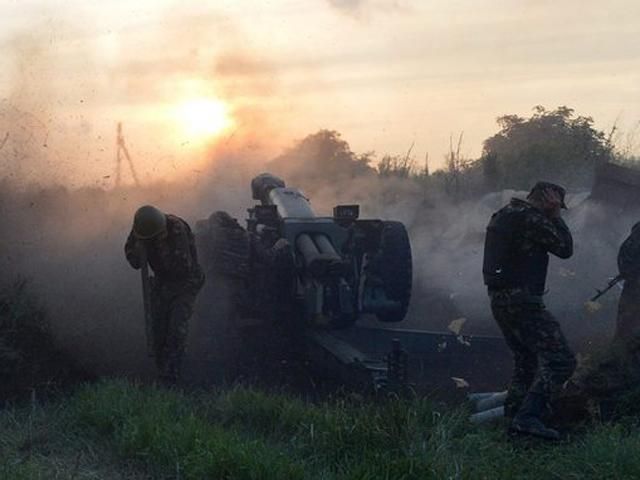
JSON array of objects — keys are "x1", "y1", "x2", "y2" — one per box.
[
  {"x1": 196, "y1": 173, "x2": 412, "y2": 329},
  {"x1": 194, "y1": 174, "x2": 510, "y2": 393}
]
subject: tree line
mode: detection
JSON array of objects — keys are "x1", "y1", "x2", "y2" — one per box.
[{"x1": 268, "y1": 106, "x2": 638, "y2": 202}]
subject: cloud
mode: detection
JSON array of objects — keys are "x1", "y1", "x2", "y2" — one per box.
[
  {"x1": 326, "y1": 0, "x2": 410, "y2": 19},
  {"x1": 327, "y1": 0, "x2": 365, "y2": 14},
  {"x1": 327, "y1": 0, "x2": 366, "y2": 13}
]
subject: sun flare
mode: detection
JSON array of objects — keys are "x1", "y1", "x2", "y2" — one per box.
[{"x1": 175, "y1": 98, "x2": 232, "y2": 141}]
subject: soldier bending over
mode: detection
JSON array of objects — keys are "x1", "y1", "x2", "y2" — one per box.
[
  {"x1": 125, "y1": 205, "x2": 205, "y2": 385},
  {"x1": 483, "y1": 182, "x2": 576, "y2": 440}
]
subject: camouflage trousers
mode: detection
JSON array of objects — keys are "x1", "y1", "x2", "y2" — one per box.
[
  {"x1": 490, "y1": 295, "x2": 576, "y2": 417},
  {"x1": 151, "y1": 284, "x2": 197, "y2": 384}
]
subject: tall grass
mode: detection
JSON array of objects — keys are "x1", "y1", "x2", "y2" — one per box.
[
  {"x1": 7, "y1": 380, "x2": 640, "y2": 479},
  {"x1": 2, "y1": 379, "x2": 640, "y2": 478}
]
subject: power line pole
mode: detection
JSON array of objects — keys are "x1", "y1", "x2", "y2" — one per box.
[{"x1": 114, "y1": 122, "x2": 141, "y2": 188}]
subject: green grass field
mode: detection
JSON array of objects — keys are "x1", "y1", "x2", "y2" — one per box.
[
  {"x1": 3, "y1": 283, "x2": 640, "y2": 479},
  {"x1": 2, "y1": 380, "x2": 640, "y2": 479}
]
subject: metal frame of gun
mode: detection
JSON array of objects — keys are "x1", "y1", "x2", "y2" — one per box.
[
  {"x1": 139, "y1": 244, "x2": 154, "y2": 357},
  {"x1": 590, "y1": 274, "x2": 623, "y2": 302}
]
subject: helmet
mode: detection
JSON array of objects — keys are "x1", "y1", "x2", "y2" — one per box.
[{"x1": 133, "y1": 205, "x2": 167, "y2": 239}]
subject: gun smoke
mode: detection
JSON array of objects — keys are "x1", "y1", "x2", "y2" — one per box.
[
  {"x1": 0, "y1": 15, "x2": 636, "y2": 381},
  {"x1": 1, "y1": 145, "x2": 635, "y2": 382}
]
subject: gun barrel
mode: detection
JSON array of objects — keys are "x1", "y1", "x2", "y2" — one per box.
[
  {"x1": 139, "y1": 246, "x2": 154, "y2": 356},
  {"x1": 296, "y1": 233, "x2": 342, "y2": 277},
  {"x1": 251, "y1": 173, "x2": 315, "y2": 218},
  {"x1": 268, "y1": 188, "x2": 315, "y2": 218},
  {"x1": 297, "y1": 233, "x2": 319, "y2": 264},
  {"x1": 590, "y1": 275, "x2": 623, "y2": 302},
  {"x1": 313, "y1": 233, "x2": 339, "y2": 256}
]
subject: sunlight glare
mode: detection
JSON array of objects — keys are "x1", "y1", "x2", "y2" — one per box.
[{"x1": 175, "y1": 98, "x2": 232, "y2": 141}]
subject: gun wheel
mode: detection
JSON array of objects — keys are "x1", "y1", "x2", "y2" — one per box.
[{"x1": 375, "y1": 221, "x2": 412, "y2": 323}]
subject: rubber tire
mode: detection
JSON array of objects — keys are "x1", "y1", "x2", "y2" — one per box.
[{"x1": 375, "y1": 221, "x2": 412, "y2": 323}]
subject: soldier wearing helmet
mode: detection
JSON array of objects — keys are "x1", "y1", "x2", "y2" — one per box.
[
  {"x1": 482, "y1": 181, "x2": 576, "y2": 440},
  {"x1": 125, "y1": 205, "x2": 205, "y2": 385}
]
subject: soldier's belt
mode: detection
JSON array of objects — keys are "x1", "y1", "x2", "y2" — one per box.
[{"x1": 489, "y1": 288, "x2": 545, "y2": 306}]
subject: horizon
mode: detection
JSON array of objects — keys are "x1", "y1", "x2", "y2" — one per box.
[{"x1": 1, "y1": 0, "x2": 639, "y2": 186}]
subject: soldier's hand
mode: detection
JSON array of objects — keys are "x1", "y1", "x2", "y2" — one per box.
[
  {"x1": 542, "y1": 189, "x2": 562, "y2": 218},
  {"x1": 273, "y1": 238, "x2": 290, "y2": 250}
]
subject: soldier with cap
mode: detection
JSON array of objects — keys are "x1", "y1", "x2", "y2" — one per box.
[
  {"x1": 124, "y1": 205, "x2": 205, "y2": 385},
  {"x1": 482, "y1": 182, "x2": 576, "y2": 440}
]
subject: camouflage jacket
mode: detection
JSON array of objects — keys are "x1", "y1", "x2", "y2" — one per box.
[
  {"x1": 125, "y1": 214, "x2": 205, "y2": 292},
  {"x1": 618, "y1": 222, "x2": 640, "y2": 281},
  {"x1": 483, "y1": 198, "x2": 573, "y2": 295}
]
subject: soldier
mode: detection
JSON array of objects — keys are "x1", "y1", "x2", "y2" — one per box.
[
  {"x1": 124, "y1": 205, "x2": 205, "y2": 385},
  {"x1": 483, "y1": 182, "x2": 576, "y2": 440},
  {"x1": 614, "y1": 222, "x2": 640, "y2": 343}
]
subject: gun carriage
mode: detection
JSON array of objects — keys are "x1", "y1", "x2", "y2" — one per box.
[
  {"x1": 197, "y1": 173, "x2": 412, "y2": 329},
  {"x1": 195, "y1": 174, "x2": 510, "y2": 393}
]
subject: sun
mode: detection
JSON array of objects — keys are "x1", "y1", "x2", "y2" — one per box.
[{"x1": 175, "y1": 97, "x2": 232, "y2": 141}]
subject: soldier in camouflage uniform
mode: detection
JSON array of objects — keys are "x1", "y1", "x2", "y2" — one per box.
[
  {"x1": 614, "y1": 222, "x2": 640, "y2": 343},
  {"x1": 483, "y1": 182, "x2": 576, "y2": 440},
  {"x1": 125, "y1": 205, "x2": 205, "y2": 385}
]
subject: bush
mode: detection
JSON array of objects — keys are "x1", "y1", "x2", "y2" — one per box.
[{"x1": 0, "y1": 279, "x2": 83, "y2": 399}]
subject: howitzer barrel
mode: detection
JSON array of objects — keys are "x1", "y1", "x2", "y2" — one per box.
[
  {"x1": 268, "y1": 188, "x2": 315, "y2": 218},
  {"x1": 313, "y1": 233, "x2": 339, "y2": 256},
  {"x1": 297, "y1": 233, "x2": 320, "y2": 263},
  {"x1": 296, "y1": 233, "x2": 343, "y2": 277},
  {"x1": 251, "y1": 173, "x2": 315, "y2": 218}
]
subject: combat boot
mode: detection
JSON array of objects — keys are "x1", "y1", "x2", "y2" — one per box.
[{"x1": 510, "y1": 393, "x2": 560, "y2": 440}]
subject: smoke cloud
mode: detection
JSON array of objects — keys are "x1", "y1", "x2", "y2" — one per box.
[
  {"x1": 0, "y1": 142, "x2": 634, "y2": 380},
  {"x1": 0, "y1": 10, "x2": 288, "y2": 378},
  {"x1": 326, "y1": 0, "x2": 410, "y2": 19},
  {"x1": 0, "y1": 8, "x2": 634, "y2": 383}
]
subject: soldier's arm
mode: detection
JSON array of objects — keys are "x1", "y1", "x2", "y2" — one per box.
[
  {"x1": 166, "y1": 220, "x2": 194, "y2": 276},
  {"x1": 523, "y1": 214, "x2": 573, "y2": 259},
  {"x1": 124, "y1": 229, "x2": 142, "y2": 269},
  {"x1": 618, "y1": 224, "x2": 640, "y2": 279}
]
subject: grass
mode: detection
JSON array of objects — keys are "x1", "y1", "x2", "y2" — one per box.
[
  {"x1": 0, "y1": 395, "x2": 147, "y2": 479},
  {"x1": 2, "y1": 380, "x2": 640, "y2": 479},
  {"x1": 3, "y1": 283, "x2": 640, "y2": 478}
]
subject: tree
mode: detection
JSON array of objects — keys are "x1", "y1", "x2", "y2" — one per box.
[
  {"x1": 267, "y1": 130, "x2": 374, "y2": 188},
  {"x1": 482, "y1": 106, "x2": 613, "y2": 191},
  {"x1": 482, "y1": 152, "x2": 499, "y2": 192}
]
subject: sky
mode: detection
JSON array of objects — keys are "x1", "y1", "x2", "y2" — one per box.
[{"x1": 0, "y1": 0, "x2": 639, "y2": 185}]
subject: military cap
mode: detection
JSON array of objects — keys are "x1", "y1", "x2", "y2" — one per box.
[{"x1": 529, "y1": 181, "x2": 567, "y2": 209}]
